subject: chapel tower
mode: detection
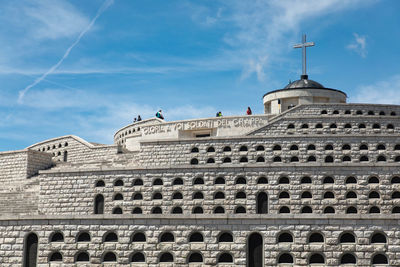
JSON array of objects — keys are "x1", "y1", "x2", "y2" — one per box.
[{"x1": 263, "y1": 35, "x2": 347, "y2": 115}]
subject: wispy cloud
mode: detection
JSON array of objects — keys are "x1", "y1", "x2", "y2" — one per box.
[
  {"x1": 347, "y1": 33, "x2": 367, "y2": 58},
  {"x1": 351, "y1": 74, "x2": 400, "y2": 104},
  {"x1": 23, "y1": 0, "x2": 90, "y2": 40},
  {"x1": 221, "y1": 0, "x2": 374, "y2": 81},
  {"x1": 18, "y1": 0, "x2": 115, "y2": 103}
]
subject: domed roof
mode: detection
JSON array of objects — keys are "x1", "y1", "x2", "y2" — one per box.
[{"x1": 284, "y1": 75, "x2": 324, "y2": 89}]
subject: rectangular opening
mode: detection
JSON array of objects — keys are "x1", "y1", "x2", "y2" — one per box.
[{"x1": 195, "y1": 133, "x2": 211, "y2": 138}]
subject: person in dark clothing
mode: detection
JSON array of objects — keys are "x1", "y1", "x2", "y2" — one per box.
[
  {"x1": 216, "y1": 111, "x2": 222, "y2": 117},
  {"x1": 247, "y1": 107, "x2": 252, "y2": 115},
  {"x1": 137, "y1": 115, "x2": 142, "y2": 121},
  {"x1": 156, "y1": 110, "x2": 164, "y2": 120}
]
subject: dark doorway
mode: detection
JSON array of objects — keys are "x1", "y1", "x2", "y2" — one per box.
[
  {"x1": 24, "y1": 233, "x2": 38, "y2": 267},
  {"x1": 257, "y1": 192, "x2": 268, "y2": 214},
  {"x1": 94, "y1": 194, "x2": 104, "y2": 214},
  {"x1": 248, "y1": 233, "x2": 263, "y2": 267}
]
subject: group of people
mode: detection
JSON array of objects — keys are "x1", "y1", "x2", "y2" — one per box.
[
  {"x1": 144, "y1": 106, "x2": 252, "y2": 122},
  {"x1": 133, "y1": 115, "x2": 142, "y2": 123},
  {"x1": 216, "y1": 107, "x2": 252, "y2": 117}
]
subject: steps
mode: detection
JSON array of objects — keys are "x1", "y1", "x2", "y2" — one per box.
[{"x1": 0, "y1": 179, "x2": 39, "y2": 215}]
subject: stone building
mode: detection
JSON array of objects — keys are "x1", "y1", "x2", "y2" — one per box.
[{"x1": 1, "y1": 71, "x2": 400, "y2": 266}]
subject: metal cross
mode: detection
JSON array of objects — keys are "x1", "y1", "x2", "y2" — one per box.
[{"x1": 293, "y1": 34, "x2": 315, "y2": 77}]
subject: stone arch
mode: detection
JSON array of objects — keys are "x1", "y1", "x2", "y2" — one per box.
[
  {"x1": 114, "y1": 179, "x2": 124, "y2": 186},
  {"x1": 218, "y1": 232, "x2": 233, "y2": 242},
  {"x1": 340, "y1": 253, "x2": 356, "y2": 264},
  {"x1": 308, "y1": 232, "x2": 324, "y2": 243},
  {"x1": 131, "y1": 232, "x2": 146, "y2": 242},
  {"x1": 279, "y1": 206, "x2": 290, "y2": 213},
  {"x1": 159, "y1": 252, "x2": 174, "y2": 262},
  {"x1": 76, "y1": 231, "x2": 91, "y2": 242},
  {"x1": 103, "y1": 231, "x2": 118, "y2": 242},
  {"x1": 189, "y1": 232, "x2": 203, "y2": 242},
  {"x1": 345, "y1": 176, "x2": 357, "y2": 184},
  {"x1": 256, "y1": 192, "x2": 268, "y2": 214},
  {"x1": 215, "y1": 177, "x2": 225, "y2": 184},
  {"x1": 112, "y1": 207, "x2": 122, "y2": 214},
  {"x1": 278, "y1": 176, "x2": 289, "y2": 184},
  {"x1": 235, "y1": 206, "x2": 246, "y2": 213},
  {"x1": 151, "y1": 206, "x2": 162, "y2": 214},
  {"x1": 48, "y1": 251, "x2": 63, "y2": 262},
  {"x1": 371, "y1": 232, "x2": 387, "y2": 244},
  {"x1": 24, "y1": 232, "x2": 38, "y2": 267},
  {"x1": 301, "y1": 206, "x2": 312, "y2": 213},
  {"x1": 308, "y1": 253, "x2": 325, "y2": 264},
  {"x1": 277, "y1": 232, "x2": 293, "y2": 243},
  {"x1": 102, "y1": 251, "x2": 117, "y2": 262},
  {"x1": 278, "y1": 253, "x2": 293, "y2": 264},
  {"x1": 247, "y1": 232, "x2": 263, "y2": 267},
  {"x1": 171, "y1": 206, "x2": 182, "y2": 214},
  {"x1": 214, "y1": 206, "x2": 225, "y2": 213},
  {"x1": 132, "y1": 193, "x2": 143, "y2": 200},
  {"x1": 75, "y1": 251, "x2": 90, "y2": 262},
  {"x1": 94, "y1": 194, "x2": 104, "y2": 214},
  {"x1": 173, "y1": 177, "x2": 183, "y2": 185},
  {"x1": 95, "y1": 180, "x2": 105, "y2": 187},
  {"x1": 187, "y1": 252, "x2": 203, "y2": 263},
  {"x1": 372, "y1": 253, "x2": 388, "y2": 265},
  {"x1": 256, "y1": 145, "x2": 265, "y2": 151},
  {"x1": 132, "y1": 207, "x2": 142, "y2": 214},
  {"x1": 240, "y1": 156, "x2": 248, "y2": 162},
  {"x1": 323, "y1": 206, "x2": 335, "y2": 213},
  {"x1": 218, "y1": 252, "x2": 233, "y2": 263},
  {"x1": 192, "y1": 206, "x2": 203, "y2": 214},
  {"x1": 339, "y1": 232, "x2": 356, "y2": 243},
  {"x1": 193, "y1": 191, "x2": 204, "y2": 199},
  {"x1": 236, "y1": 191, "x2": 246, "y2": 199},
  {"x1": 160, "y1": 232, "x2": 175, "y2": 242},
  {"x1": 49, "y1": 231, "x2": 64, "y2": 243},
  {"x1": 130, "y1": 252, "x2": 145, "y2": 262},
  {"x1": 257, "y1": 176, "x2": 268, "y2": 184},
  {"x1": 346, "y1": 206, "x2": 357, "y2": 214}
]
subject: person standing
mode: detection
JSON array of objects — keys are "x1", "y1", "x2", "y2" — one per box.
[
  {"x1": 156, "y1": 110, "x2": 164, "y2": 120},
  {"x1": 137, "y1": 115, "x2": 142, "y2": 121},
  {"x1": 246, "y1": 107, "x2": 252, "y2": 115}
]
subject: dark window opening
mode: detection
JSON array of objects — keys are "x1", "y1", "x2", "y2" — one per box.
[{"x1": 340, "y1": 233, "x2": 355, "y2": 243}]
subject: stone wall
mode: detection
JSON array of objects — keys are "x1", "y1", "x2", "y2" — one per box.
[
  {"x1": 0, "y1": 149, "x2": 52, "y2": 187},
  {"x1": 38, "y1": 166, "x2": 400, "y2": 216},
  {"x1": 0, "y1": 215, "x2": 398, "y2": 266},
  {"x1": 27, "y1": 135, "x2": 119, "y2": 164},
  {"x1": 138, "y1": 135, "x2": 400, "y2": 166}
]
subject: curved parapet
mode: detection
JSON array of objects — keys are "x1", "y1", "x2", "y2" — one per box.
[{"x1": 115, "y1": 115, "x2": 271, "y2": 151}]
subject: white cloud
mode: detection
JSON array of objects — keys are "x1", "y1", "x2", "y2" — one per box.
[
  {"x1": 15, "y1": 0, "x2": 90, "y2": 40},
  {"x1": 347, "y1": 33, "x2": 367, "y2": 58},
  {"x1": 350, "y1": 74, "x2": 400, "y2": 104},
  {"x1": 18, "y1": 0, "x2": 115, "y2": 103},
  {"x1": 221, "y1": 0, "x2": 374, "y2": 81}
]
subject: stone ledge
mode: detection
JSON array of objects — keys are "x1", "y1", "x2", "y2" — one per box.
[
  {"x1": 1, "y1": 213, "x2": 400, "y2": 221},
  {"x1": 38, "y1": 163, "x2": 400, "y2": 174},
  {"x1": 139, "y1": 133, "x2": 400, "y2": 144}
]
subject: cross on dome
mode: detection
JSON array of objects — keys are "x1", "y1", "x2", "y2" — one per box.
[{"x1": 293, "y1": 34, "x2": 315, "y2": 79}]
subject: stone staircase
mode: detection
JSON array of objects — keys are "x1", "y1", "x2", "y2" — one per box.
[{"x1": 0, "y1": 178, "x2": 39, "y2": 215}]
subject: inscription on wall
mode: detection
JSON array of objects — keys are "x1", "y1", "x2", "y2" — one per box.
[{"x1": 142, "y1": 116, "x2": 269, "y2": 135}]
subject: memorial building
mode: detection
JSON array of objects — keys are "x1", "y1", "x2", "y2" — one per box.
[{"x1": 0, "y1": 36, "x2": 399, "y2": 266}]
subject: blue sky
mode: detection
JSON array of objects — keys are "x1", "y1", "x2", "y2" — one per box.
[{"x1": 0, "y1": 0, "x2": 399, "y2": 150}]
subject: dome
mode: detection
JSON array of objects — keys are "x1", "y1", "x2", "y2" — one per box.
[{"x1": 284, "y1": 75, "x2": 324, "y2": 89}]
